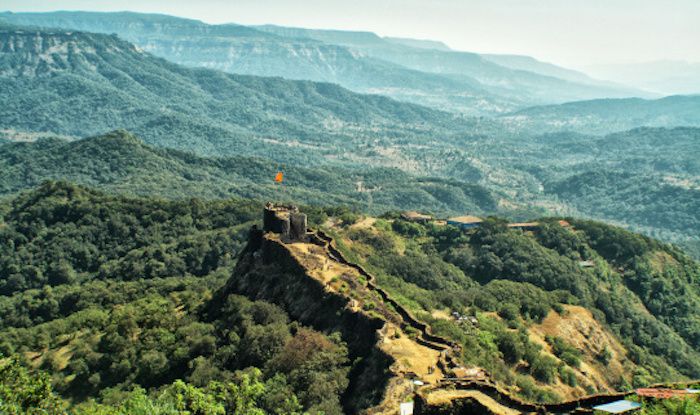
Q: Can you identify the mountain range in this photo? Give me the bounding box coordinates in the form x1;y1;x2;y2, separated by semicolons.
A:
0;24;480;173
1;22;699;259
586;60;700;96
0;11;650;114
501;95;700;134
256;23;647;103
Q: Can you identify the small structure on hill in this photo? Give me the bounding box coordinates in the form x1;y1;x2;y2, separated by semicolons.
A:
447;215;483;229
263;202;308;241
592;400;641;413
401;211;433;223
451;311;478;326
635;388;699;399
507;222;539;231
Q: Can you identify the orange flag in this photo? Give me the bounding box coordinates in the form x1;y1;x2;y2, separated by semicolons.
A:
274;171;284;182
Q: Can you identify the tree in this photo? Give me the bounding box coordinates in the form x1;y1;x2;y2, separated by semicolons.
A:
47;260;77;285
530;354;558;383
497;331;523;364
0;356;66;414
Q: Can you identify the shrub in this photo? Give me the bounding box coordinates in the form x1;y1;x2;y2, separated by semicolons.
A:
530;354;558;383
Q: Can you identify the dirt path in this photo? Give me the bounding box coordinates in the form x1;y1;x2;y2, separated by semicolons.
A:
350;216;377;230
284;238;447;385
426;389;522;415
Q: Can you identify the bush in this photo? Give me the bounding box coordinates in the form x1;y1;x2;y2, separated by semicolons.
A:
559;366;577;387
530;354;558;383
597;346;612;365
546;336;581;369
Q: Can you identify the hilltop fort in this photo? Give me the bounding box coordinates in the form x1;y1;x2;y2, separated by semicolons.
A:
214;204;698;415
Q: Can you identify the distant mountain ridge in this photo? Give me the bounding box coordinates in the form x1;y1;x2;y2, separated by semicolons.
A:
481;54;606;85
254;23;648;102
586;60;700;95
501;95;700;134
0;11;649;114
0;24;483;171
0;11;517;114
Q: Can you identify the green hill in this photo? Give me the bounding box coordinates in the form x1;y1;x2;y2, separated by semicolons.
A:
0;130;498;215
534;127;700;257
0;182;353;414
326;214;700;399
502;95;700;134
457;126;700;258
1;183;699;413
0;25;474;166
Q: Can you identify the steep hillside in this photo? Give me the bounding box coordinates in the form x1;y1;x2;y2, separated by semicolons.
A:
0;11;517;114
502;95;700;134
1;11;648;113
0;25;480;167
254;24;646;104
325;215;700;402
0;183;356;414
0;130;498;215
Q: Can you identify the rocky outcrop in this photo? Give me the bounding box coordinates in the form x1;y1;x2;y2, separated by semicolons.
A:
212;232;395;413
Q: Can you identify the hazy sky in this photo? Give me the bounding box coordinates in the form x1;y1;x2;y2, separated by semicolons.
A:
3;0;699;68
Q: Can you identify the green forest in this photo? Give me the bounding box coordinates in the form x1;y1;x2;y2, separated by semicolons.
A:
0;183;352;414
0;15;699;415
2;182;698;413
0;131;498;217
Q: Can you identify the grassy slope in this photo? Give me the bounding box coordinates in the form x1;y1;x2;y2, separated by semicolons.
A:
327;215;700;401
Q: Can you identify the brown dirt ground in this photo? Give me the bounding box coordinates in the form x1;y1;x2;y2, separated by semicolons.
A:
425;389;522;415
529;305;631;396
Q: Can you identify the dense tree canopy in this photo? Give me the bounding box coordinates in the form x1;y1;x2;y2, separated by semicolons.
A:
0;183;351;414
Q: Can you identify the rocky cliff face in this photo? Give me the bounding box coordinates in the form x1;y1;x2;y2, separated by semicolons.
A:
0;29;142;77
210;218;475;414
211;232;396;413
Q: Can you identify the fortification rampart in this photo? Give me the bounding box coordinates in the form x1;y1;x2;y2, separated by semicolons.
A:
218;205;700;415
